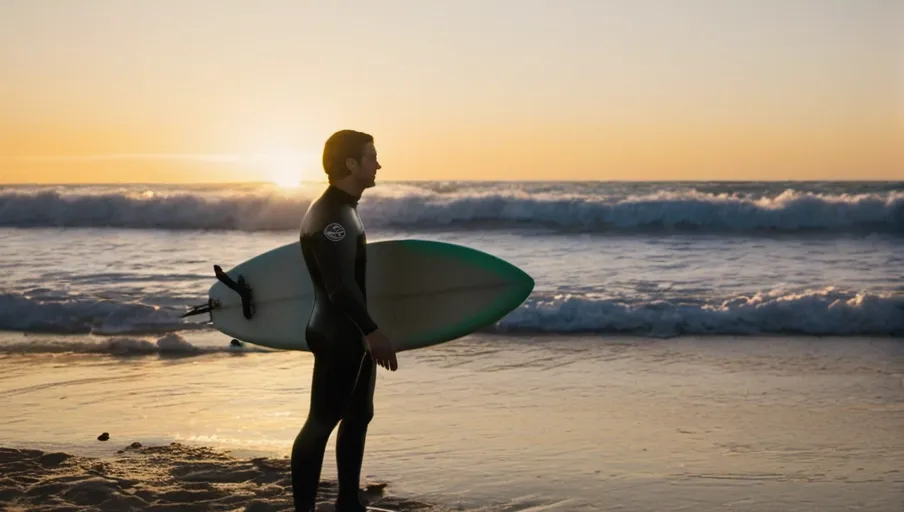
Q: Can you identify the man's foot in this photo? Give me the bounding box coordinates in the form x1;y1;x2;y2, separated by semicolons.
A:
333;497;366;512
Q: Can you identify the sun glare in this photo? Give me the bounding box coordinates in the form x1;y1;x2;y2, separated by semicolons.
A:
268;165;300;188
258;151;313;188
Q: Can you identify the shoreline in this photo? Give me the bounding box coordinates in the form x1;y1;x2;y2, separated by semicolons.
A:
2;328;902;346
2;333;902;511
0;441;445;512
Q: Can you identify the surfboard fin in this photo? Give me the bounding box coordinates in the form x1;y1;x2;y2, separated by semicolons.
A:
213;264;255;320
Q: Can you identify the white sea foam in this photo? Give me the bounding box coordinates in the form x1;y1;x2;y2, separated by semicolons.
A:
1;185;900;234
2;287;901;339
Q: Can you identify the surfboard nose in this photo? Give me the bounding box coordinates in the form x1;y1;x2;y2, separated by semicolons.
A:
365;239;535;349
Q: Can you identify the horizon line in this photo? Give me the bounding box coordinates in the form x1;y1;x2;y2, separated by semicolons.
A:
2;178;902;186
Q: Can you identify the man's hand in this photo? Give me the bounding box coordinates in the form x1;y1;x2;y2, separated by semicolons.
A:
364;330;398;371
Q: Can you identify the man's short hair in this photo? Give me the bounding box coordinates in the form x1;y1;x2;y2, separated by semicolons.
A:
322;130;374;181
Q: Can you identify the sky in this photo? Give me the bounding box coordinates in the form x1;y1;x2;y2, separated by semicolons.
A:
1;0;901;184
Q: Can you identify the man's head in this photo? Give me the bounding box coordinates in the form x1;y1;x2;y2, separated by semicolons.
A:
322;129;381;191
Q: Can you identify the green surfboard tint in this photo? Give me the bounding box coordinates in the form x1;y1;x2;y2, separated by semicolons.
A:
391;239;534;346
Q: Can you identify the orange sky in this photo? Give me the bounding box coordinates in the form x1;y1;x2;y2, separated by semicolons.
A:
1;0;901;184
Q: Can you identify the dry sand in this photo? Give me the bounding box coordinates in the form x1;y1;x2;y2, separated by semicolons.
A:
0;442;446;512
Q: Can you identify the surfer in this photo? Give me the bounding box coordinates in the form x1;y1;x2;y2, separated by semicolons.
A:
292;129;399;512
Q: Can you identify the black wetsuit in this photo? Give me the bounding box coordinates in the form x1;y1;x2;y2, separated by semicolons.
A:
292;185;379;512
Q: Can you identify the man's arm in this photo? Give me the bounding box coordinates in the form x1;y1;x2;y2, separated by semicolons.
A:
309;221;379;335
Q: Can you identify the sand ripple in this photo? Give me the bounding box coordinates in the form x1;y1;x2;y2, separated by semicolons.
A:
0;443;444;511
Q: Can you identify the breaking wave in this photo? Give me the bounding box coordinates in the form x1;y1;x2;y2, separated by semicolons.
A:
2;287;901;339
1;185;901;234
0;333;268;356
0;292;206;335
495;287;904;337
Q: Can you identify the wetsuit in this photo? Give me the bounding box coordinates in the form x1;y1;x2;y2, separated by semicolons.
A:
292;185;379;512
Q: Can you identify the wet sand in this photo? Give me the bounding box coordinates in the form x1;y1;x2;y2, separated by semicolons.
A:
0;442;444;512
2;333;903;511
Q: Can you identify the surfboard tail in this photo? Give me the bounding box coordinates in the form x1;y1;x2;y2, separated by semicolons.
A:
182;263;256;321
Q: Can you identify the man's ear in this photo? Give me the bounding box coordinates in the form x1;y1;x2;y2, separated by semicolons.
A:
345;157;359;173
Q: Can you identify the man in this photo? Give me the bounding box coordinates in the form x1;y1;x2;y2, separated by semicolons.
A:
292;129;399;512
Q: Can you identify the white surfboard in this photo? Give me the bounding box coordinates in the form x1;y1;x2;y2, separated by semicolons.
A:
197;239;534;351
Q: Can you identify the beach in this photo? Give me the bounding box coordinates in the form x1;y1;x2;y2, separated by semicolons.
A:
1;331;902;511
0;442;437;512
3;0;901;505
1;180;902;510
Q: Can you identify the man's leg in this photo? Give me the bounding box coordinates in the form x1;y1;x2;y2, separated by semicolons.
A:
334;351;376;511
291;335;366;512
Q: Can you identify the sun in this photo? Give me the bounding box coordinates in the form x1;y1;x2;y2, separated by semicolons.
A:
267;164;301;188
260;151;314;188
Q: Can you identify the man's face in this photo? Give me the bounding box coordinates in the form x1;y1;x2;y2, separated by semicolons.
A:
347;142;380;189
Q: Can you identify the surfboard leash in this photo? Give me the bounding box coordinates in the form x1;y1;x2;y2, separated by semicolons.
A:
181;298;216;319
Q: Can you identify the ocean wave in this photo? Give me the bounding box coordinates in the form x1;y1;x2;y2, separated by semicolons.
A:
0;186;901;234
0;292;207;335
495;287;904;337
0;333;267;356
2;286;901;339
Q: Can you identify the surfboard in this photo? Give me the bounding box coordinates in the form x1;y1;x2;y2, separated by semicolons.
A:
197;239;534;351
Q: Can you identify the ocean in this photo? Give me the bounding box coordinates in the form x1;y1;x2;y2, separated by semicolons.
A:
1;180;903;511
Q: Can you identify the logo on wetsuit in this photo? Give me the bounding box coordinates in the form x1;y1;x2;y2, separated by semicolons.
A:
323;223;346;242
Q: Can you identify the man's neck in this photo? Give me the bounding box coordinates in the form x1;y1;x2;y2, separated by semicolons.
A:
329;180;364;199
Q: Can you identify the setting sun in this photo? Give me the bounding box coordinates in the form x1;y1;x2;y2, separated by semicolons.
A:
267;164;300;188
256;151;318;188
